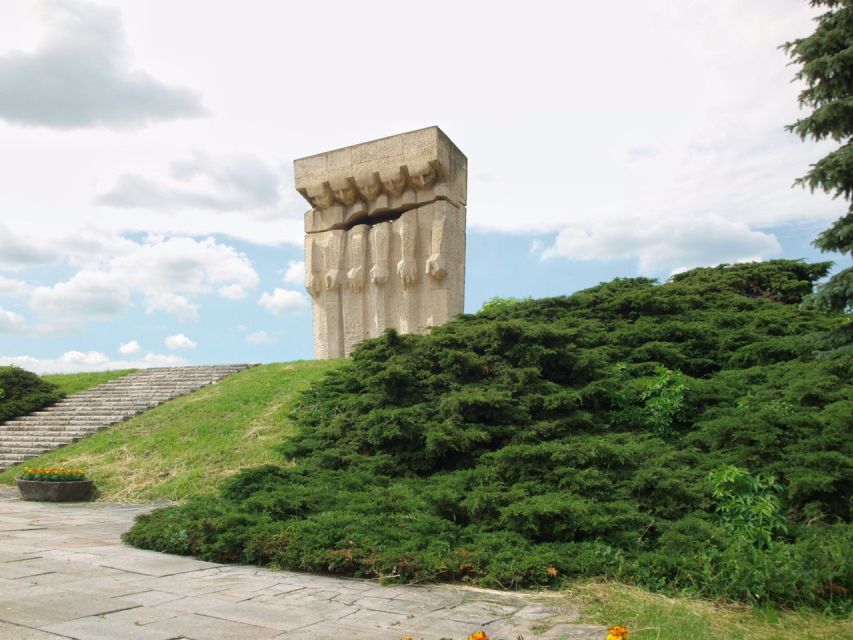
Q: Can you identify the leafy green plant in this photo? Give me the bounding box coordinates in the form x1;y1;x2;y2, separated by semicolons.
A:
707;465;786;548
479;296;531;314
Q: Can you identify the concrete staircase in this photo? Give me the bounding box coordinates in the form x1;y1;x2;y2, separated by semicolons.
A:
0;365;253;472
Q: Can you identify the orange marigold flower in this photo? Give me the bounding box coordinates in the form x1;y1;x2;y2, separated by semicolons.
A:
468;632;490;640
607;625;629;640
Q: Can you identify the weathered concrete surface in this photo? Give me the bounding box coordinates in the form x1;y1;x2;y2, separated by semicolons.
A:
296;127;467;359
0;488;604;640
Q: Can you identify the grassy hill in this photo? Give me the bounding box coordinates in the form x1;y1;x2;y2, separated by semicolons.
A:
0;361;339;502
41;368;137;396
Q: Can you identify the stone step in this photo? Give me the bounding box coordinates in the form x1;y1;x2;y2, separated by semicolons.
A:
0;437;76;445
0;364;253;471
0;446;53;455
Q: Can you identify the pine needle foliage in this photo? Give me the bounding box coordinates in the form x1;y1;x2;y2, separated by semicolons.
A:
784;0;853;316
125;261;852;609
0;366;64;423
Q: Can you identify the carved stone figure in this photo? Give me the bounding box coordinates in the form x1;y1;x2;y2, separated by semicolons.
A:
295;126;467;358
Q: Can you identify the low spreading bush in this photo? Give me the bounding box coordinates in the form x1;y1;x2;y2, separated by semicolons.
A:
0;366;64;423
125;260;852;609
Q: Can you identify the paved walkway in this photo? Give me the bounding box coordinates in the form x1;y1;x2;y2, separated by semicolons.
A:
0;489;604;640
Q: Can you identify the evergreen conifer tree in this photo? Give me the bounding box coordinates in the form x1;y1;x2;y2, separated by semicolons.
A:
784;0;853;317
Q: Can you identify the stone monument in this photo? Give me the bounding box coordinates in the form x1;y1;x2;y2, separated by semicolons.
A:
295;127;467;359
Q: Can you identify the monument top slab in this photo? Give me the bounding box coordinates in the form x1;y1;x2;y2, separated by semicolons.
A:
294;126;467;209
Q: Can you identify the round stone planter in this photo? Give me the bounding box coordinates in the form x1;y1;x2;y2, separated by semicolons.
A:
15;478;94;502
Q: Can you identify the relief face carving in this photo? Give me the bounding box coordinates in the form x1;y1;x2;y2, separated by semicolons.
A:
295;127;466;358
331;177;360;206
408;162;437;191
356;174;383;201
381;168;409;197
306;183;337;209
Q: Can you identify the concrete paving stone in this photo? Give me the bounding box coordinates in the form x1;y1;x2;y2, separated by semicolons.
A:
40;615;180;640
146;612;282;640
512;602;578;622
349;594;451;616
97;550;222;577
4;555;127;579
159;596;327;632
101;604;183;625
0;575;36;590
274;587;342;603
43;574;159;598
333;606;414;630
441;600;521;624
0;558;55;579
202;588;270;602
192;574;282;593
271;623;442;640
0;590;139;627
404;613;493;640
0;583;64;601
0;620;68;639
265;582;309;595
0;494;596;639
0;523;44;532
121;589;191;607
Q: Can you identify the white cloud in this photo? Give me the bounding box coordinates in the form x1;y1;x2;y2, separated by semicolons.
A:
283;260;305;286
0;0;204;130
25;234;259;324
218;284;246;300
0;350;187;374
118;339;141;355
142;352;187;366
0;225;55;270
145;292;198;323
245;330;276;345
164;333;197;350
58;350;108;366
31;270;130;318
258;288;307;316
0;276;28;297
0;307;25;333
0;1;840;251
542;213;782;274
96;150;281;213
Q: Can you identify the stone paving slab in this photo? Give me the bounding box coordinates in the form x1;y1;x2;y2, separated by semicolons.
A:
0;488;605;640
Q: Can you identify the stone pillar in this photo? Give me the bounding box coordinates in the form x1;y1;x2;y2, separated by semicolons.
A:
295;126;467;358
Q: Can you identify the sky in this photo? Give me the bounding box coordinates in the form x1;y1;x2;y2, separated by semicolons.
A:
0;0;845;373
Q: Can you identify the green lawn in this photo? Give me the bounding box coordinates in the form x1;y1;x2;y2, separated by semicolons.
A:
0;361;340;502
42;369;137;396
569;581;851;640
